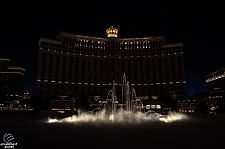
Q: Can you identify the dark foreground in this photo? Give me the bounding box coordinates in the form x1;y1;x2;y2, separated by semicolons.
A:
0;113;225;149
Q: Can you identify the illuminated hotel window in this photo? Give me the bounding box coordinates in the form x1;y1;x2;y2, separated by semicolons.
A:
151;105;155;109
156;105;161;109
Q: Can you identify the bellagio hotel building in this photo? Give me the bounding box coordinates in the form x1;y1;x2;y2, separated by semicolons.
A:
36;26;186;99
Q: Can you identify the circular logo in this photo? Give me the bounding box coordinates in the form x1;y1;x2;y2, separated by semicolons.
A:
3;133;15;143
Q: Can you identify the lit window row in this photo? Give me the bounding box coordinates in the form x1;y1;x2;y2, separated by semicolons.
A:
146;104;161;109
54;53;180;58
205;74;225;82
0;72;25;75
37;80;186;85
42;48;182;57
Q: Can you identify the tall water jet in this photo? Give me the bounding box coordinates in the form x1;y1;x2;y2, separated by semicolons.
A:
122;73;131;112
122;73;126;104
104;80;117;121
111;80;117;118
131;88;137;112
126;81;130;112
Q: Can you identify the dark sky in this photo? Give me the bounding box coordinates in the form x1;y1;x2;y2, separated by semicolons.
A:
1;1;225;96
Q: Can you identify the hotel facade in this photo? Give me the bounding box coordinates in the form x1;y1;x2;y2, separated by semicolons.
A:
205;67;225;112
0;58;25;98
36;26;186;100
205;67;225;93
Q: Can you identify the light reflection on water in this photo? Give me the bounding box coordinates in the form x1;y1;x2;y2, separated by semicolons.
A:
48;109;189;124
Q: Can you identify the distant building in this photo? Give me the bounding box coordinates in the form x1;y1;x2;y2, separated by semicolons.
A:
0;58;25;98
50;95;75;113
205;67;225;113
205;66;225;92
36;26;186;100
141;100;164;113
177;99;197;113
22;90;31;100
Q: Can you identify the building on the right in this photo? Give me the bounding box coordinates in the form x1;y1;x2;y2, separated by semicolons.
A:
205;66;225;93
205;67;225;113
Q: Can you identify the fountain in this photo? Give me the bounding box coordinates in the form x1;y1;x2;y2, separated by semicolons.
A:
48;74;188;123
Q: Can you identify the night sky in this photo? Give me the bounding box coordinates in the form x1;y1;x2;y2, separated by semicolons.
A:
1;1;225;96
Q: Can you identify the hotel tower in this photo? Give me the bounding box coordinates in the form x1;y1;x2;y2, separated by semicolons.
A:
36;26;186;99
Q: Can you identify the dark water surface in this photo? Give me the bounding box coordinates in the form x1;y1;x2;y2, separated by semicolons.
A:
0;114;225;149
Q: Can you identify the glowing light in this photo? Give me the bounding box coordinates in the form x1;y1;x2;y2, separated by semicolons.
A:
106;26;118;38
156;105;161;109
205;73;225;82
48;109;189;124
